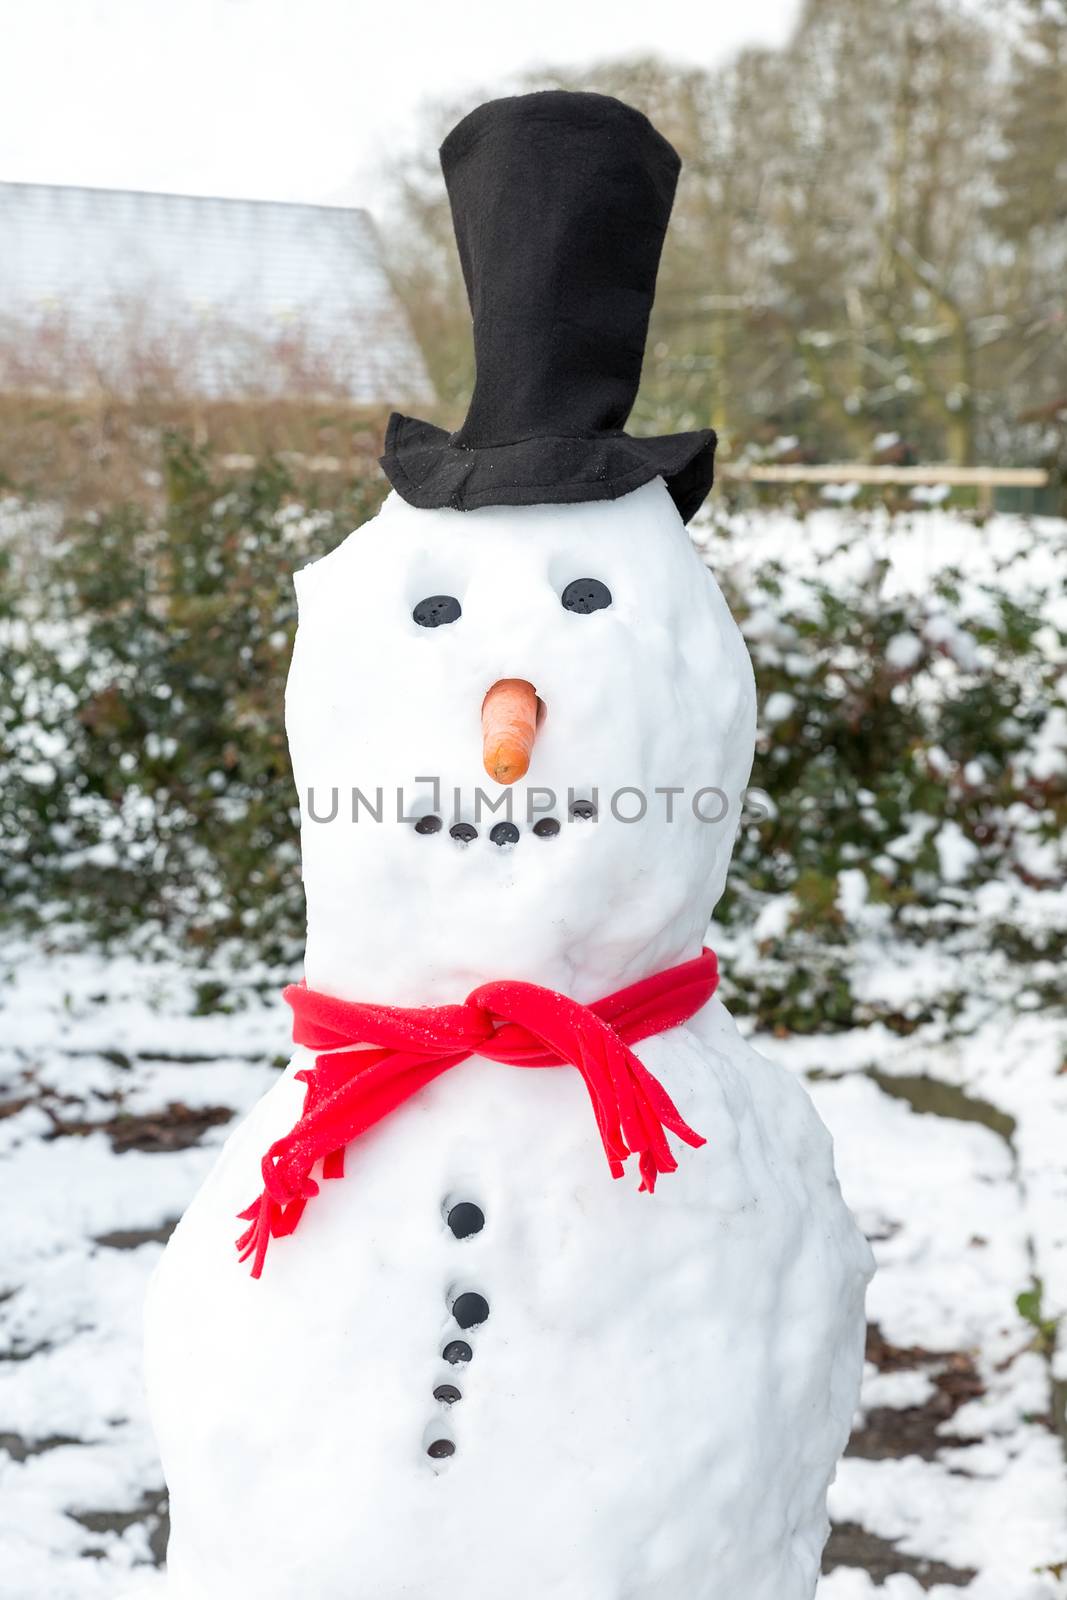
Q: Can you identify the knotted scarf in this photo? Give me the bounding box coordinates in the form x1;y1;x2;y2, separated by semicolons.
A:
237;947;718;1278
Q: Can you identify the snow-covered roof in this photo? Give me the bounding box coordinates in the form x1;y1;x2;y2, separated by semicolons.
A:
0;181;433;405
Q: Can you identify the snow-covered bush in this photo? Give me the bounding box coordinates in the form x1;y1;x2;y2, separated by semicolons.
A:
0;442;385;963
703;507;1067;1031
2;455;1064;1030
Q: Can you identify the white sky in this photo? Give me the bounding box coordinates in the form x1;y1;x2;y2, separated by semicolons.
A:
1;0;799;217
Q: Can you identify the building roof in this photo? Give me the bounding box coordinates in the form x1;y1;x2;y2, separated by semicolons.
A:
0;181;433;405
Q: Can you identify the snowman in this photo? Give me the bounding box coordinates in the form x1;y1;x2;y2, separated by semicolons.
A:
142;92;872;1600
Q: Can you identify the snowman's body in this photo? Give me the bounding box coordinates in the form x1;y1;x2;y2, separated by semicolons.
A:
143;482;872;1599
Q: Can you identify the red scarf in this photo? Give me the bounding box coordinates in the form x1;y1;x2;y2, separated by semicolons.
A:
237;948;718;1278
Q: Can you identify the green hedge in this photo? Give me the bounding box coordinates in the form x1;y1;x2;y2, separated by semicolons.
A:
2;441;384;964
2;441;1064;1029
713;514;1066;1030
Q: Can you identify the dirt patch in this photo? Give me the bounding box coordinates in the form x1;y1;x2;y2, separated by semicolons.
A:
93;1220;180;1250
0;1337;52;1363
824;1521;978;1588
849;1323;986;1461
863;1068;1016;1146
43;1101;234;1153
1;1069;235;1153
806;1066;1017;1146
70;1488;170;1567
0;1431;83;1463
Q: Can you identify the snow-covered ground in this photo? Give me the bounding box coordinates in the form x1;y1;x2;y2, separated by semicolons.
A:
2;503;1065;1596
1;929;1064;1598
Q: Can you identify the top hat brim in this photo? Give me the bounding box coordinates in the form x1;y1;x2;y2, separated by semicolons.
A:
380;414;716;526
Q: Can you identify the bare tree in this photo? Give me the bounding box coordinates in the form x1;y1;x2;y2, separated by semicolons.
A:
382;0;1065;467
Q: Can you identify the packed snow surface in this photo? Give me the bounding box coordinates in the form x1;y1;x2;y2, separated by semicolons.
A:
141;481;871;1598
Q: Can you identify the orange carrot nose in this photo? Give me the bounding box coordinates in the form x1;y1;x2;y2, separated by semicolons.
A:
482;678;540;785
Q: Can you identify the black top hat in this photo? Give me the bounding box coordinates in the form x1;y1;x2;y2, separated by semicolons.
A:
380;90;716;525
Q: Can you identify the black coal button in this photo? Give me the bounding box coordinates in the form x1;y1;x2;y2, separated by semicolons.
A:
490;820;520;846
427;1438;456;1458
434;1384;462;1404
415;814;442;834
450;822;478;842
452;1291;490;1330
442;1340;472;1365
413;595;461;628
570;799;597;820
561;578;612;615
447;1202;485;1239
532;817;560;837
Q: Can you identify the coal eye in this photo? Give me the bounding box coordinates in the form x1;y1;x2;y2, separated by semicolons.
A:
561;578;612;615
413;595;462;628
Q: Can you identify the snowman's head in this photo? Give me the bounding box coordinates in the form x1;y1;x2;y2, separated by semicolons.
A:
286;478;755;1005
